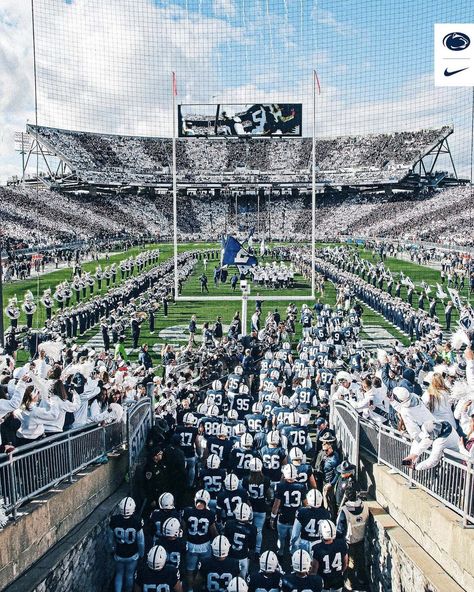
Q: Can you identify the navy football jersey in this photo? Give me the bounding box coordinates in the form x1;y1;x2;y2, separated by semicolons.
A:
318;368;334;390
174;425;198;457
224;519;257;559
274;481;305;524
135;564;179;592
260;445;287;482
156;535;187;569
244;413;267;434
313;539;348;589
199;467;227;498
198;556;240;592
109;514;144;558
281;425;308;450
227;373;243;394
182;507;216;544
280;573;323;592
293;463;314;488
150;508;181;538
199;416;223;437
247;571;281;592
232;394;253;419
294;506;331;543
242;475;271;514
206;436;233;467
228;447;257;479
216;486;250;520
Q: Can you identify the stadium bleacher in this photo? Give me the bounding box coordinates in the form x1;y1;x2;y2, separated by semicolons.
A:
27;124;452;187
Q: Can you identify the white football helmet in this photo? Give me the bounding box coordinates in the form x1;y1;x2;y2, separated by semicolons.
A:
211;535;231;558
239;384;249;394
288;412;300;425
266;430;280;447
249;457;263;472
289;447;305;465
207;454;221;469
207;404;220;417
291;549;311;573
162;517;182;538
319;519;337;540
306;489;323;508
147;545;167;570
279;395;290;407
216;423;229;437
197;403;208;415
270;369;280;380
259;550;280;573
227;409;238;420
234;502;252;522
234;365;243;375
158;492;175;510
183;412;197;426
194;489;211;507
224;473;239;491
233;423;246;436
228;577;248;592
212;380;222;390
118;496;136;517
283;342;291;350
252;401;263;413
240;432;254;449
282;464;298;481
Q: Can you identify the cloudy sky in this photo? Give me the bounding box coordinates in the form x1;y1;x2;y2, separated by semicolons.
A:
1;0;473;182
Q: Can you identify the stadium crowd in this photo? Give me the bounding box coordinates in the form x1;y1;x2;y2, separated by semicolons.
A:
29;124;450;187
2;184;474;251
2;243;474;591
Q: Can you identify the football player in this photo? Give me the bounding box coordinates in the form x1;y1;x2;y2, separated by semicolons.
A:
109;497;145;592
247;550;281;592
196;535;240;592
134;545;182;592
280;549;323;592
290;489;330;554
312;520;349;592
224;502;257;577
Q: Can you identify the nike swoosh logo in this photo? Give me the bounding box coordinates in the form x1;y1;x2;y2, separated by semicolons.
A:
444;67;469;76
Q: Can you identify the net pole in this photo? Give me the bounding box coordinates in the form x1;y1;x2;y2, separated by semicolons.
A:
311;70;317;299
172;73;178;299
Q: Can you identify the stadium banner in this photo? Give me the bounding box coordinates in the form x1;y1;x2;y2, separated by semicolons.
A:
178;103;302;137
434;24;474;86
221;235;258;274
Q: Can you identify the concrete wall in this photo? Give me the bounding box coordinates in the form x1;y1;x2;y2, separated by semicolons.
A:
366;501;465;592
361;462;474;592
4;487;127;592
0;451;127;591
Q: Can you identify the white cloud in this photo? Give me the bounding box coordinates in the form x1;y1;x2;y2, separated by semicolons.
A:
312;6;355;36
0;1;34;183
213;0;236;19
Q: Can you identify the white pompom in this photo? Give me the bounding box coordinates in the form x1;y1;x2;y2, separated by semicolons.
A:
451;329;470;350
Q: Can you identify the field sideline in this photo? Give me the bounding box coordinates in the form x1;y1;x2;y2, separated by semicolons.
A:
5;241;450;365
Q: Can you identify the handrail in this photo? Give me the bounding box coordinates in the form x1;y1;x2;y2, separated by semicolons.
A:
0;397;152;520
332;399;474;527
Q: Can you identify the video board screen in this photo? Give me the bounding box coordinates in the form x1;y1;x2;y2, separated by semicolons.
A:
178;103;302;137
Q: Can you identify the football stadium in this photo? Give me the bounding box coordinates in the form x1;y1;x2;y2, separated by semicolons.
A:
1;1;474;591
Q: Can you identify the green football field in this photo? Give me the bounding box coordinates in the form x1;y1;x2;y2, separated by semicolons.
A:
5;241;457;366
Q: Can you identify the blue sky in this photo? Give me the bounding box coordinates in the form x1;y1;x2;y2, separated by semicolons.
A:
0;0;473;181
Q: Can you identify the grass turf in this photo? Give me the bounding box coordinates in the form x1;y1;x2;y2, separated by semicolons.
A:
8;242;438;365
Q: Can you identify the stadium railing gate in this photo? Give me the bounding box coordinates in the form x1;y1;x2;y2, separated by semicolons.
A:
331;400;474;528
0;398;153;520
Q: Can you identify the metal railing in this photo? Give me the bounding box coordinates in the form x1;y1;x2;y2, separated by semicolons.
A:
127;397;154;489
332;400;474;527
0;398;152;519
